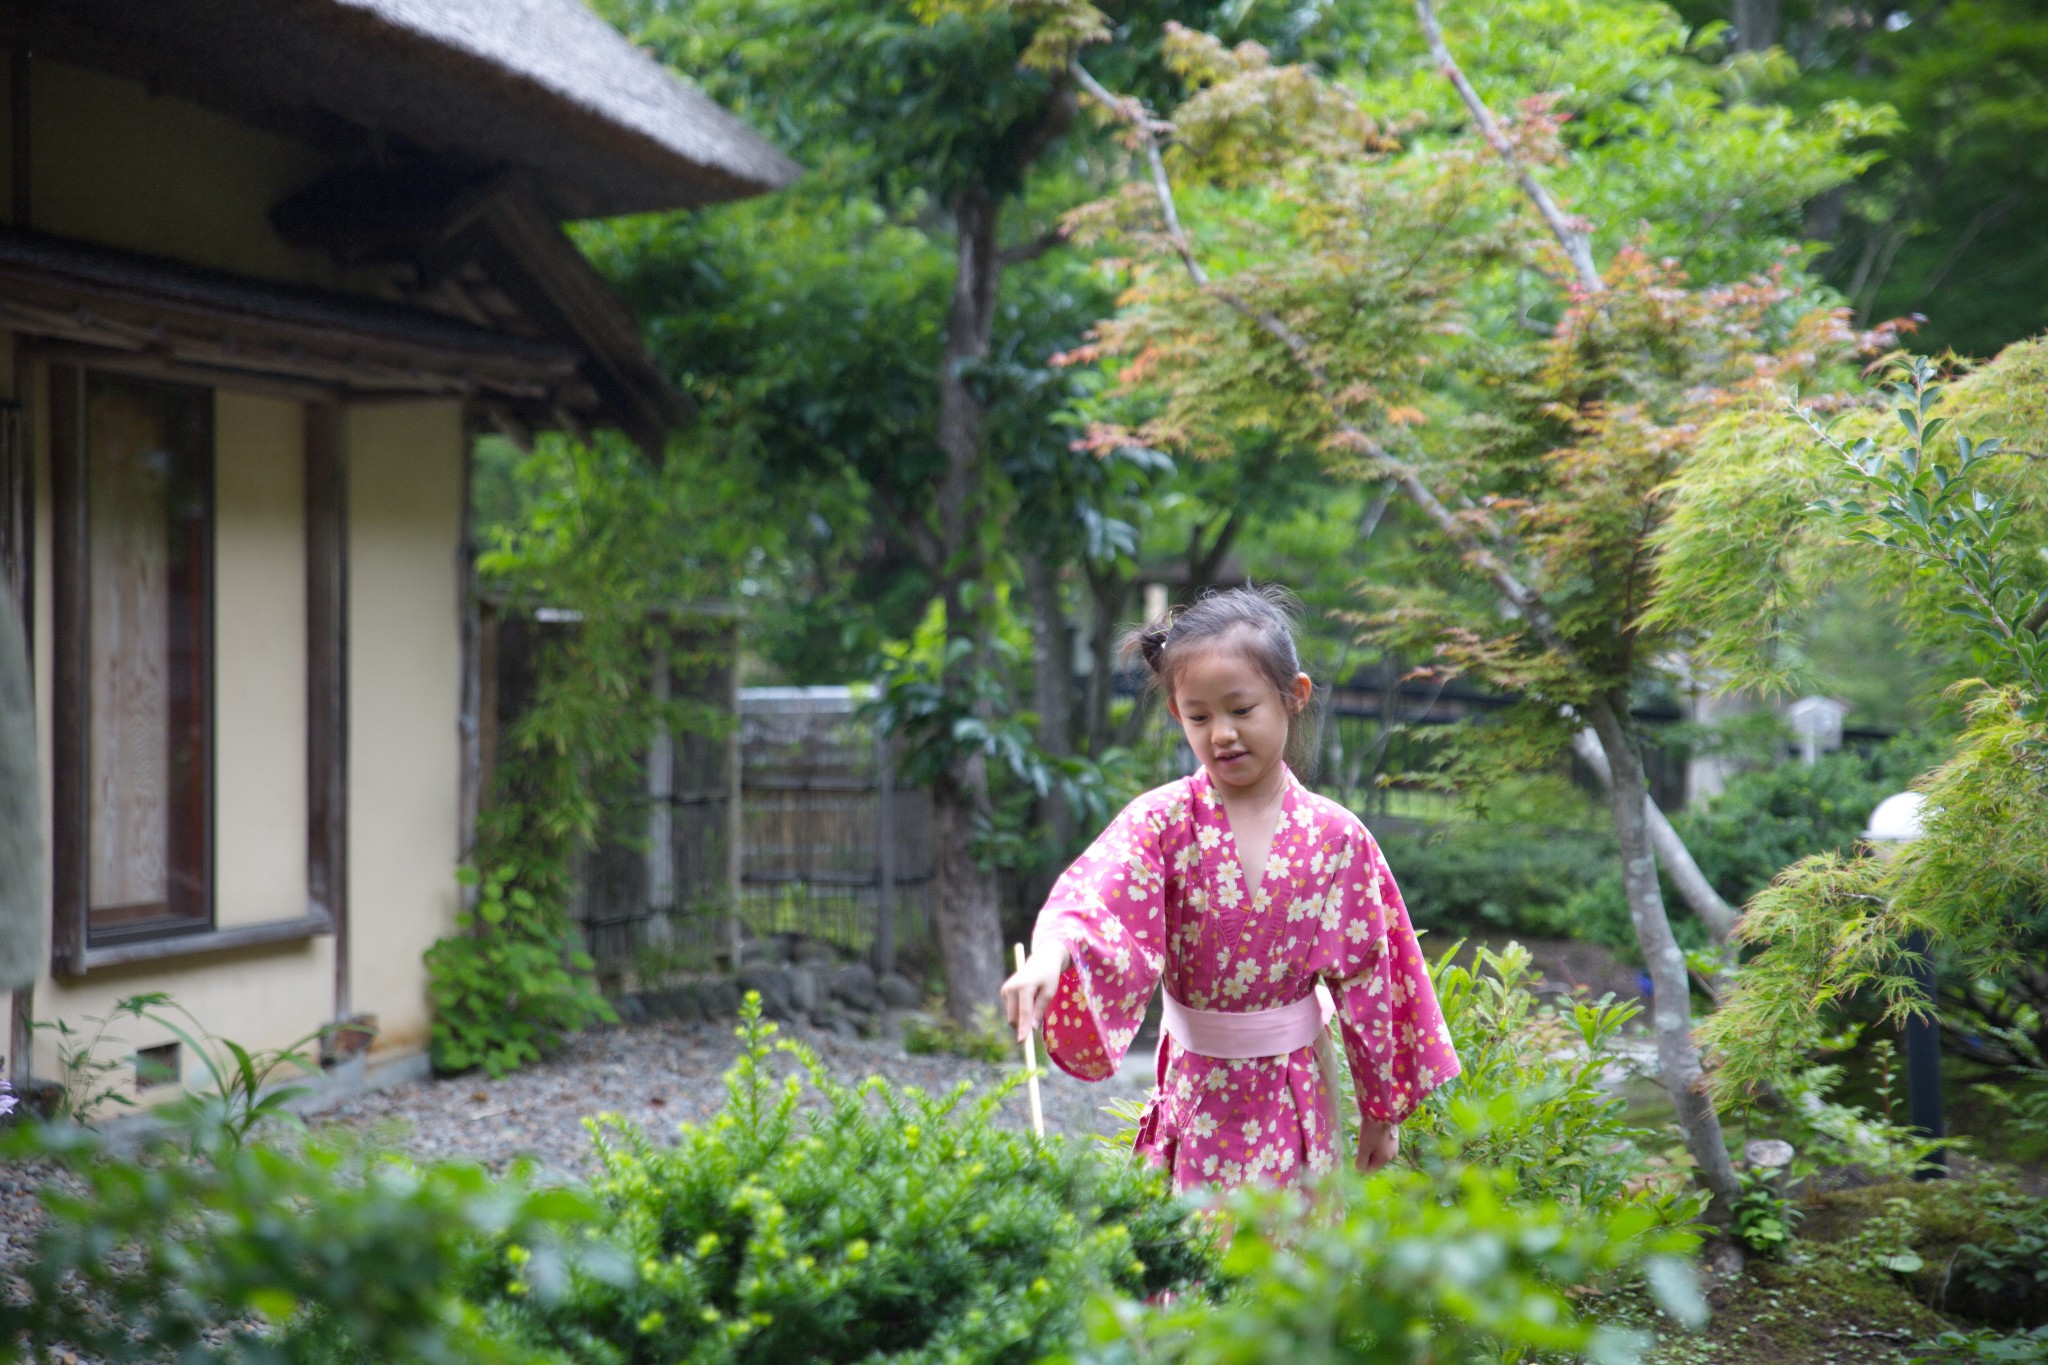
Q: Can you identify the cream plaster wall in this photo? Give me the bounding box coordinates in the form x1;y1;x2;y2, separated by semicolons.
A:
212;392;310;929
0;57;478;1092
10;362;337;1094
345;401;466;1058
2;57;336;287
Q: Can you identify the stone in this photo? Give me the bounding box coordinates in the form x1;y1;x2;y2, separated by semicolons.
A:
699;977;741;1019
666;982;707;1024
877;972;924;1011
739;933;791;967
737;966;797;1020
828;962;884;1013
793;939;841;970
786;966;820;1016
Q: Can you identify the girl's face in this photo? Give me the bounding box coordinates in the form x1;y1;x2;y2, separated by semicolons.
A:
1167;641;1311;798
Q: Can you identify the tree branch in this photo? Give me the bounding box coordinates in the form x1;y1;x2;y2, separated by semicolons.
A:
1072;58;1578;664
998;227;1068;268
1412;0;1603;294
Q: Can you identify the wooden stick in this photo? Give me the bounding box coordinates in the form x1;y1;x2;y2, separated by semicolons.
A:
1015;943;1045;1140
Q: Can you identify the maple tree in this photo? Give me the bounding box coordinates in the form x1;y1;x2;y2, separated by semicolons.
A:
1027;0;1888;1202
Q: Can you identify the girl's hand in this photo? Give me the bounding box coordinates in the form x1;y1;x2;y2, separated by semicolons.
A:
1000;943;1068;1044
1354;1118;1399;1173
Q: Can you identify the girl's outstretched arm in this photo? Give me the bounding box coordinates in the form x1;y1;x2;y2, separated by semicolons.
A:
1024;787;1177;1082
1000;939;1069;1044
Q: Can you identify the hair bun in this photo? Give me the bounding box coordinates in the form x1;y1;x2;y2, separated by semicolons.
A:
1138;621;1172;673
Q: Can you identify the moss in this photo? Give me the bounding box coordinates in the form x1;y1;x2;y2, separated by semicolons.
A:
1616;1246;1951;1365
1617;1176;2048;1365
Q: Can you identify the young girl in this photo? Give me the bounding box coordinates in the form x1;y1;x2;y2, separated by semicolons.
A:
1000;586;1459;1192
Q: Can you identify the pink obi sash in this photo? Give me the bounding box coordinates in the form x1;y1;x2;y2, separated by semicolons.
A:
1160;982;1335;1058
1157;982;1351;1167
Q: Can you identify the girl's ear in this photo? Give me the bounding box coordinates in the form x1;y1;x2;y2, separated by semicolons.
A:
1165;690;1183;721
1289;672;1312;714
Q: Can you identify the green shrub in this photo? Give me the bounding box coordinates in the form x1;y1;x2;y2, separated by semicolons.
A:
427;860;614;1077
901;1006;1014;1063
1375;824;1615;937
478;995;1219;1364
1060;1109;1705;1365
1728;1166;1803;1257
1400;942;1700;1224
0;1116;606;1365
1917;1326;2048;1364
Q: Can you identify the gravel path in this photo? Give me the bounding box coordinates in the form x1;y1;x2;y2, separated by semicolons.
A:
1;1016;1158;1279
313;1015;1155;1176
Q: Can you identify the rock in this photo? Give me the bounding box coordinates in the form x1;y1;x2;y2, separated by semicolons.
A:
787;966;820;1016
667;982;708;1024
877;972;923;1010
793;939;841;970
739;933;792;967
613;994;649;1026
828;963;885;1013
699;977;740;1019
737;966;797;1020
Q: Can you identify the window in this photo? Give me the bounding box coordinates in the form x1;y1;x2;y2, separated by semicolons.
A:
52;369;215;960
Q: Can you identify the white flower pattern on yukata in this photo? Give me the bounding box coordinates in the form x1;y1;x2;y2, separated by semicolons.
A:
1038;767;1460;1194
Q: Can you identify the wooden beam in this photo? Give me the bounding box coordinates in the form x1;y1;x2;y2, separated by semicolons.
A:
45;362;83;977
0;229;583;401
305;402;349;1018
75;911;331;972
463;188;687;458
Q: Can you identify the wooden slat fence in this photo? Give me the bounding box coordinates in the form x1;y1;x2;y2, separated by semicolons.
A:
737;687;936;975
481;601;741;978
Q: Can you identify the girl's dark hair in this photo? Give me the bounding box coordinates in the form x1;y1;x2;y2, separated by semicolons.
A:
1120;583;1322;776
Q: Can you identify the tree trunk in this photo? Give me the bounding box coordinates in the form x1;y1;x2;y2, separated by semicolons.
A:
932;754;1008;1026
929;179;1008;1024
1571;727;1738;946
1025;549;1077;854
1731;0;1781;52
1586;692;1742;1206
1081;562;1130;758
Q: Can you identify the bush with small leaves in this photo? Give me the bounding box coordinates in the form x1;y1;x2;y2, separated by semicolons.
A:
0;1114;613;1365
1058;1107;1706;1365
476;994;1220;1364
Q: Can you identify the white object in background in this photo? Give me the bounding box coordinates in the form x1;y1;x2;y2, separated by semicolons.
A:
1786;695;1851;767
1863;790;1929;845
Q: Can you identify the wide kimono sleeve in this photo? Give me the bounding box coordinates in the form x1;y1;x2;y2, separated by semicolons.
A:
1314;818;1461;1124
1034;793;1172;1082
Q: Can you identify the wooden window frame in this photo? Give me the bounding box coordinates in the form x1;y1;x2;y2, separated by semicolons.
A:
47;364;342;976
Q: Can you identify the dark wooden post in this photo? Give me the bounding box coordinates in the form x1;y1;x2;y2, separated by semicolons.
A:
305;402;349;1018
1903;929;1948;1178
875;728;897;976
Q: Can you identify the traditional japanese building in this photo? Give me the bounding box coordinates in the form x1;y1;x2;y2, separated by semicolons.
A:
0;0;796;1099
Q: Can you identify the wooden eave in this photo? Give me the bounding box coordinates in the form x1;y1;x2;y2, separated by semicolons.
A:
268;170;688;456
0;228;590;415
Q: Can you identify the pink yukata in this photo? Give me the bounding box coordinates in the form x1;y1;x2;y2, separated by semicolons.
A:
1038;766;1460;1193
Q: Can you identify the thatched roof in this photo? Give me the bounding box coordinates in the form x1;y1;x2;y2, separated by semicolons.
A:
8;0;801;218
